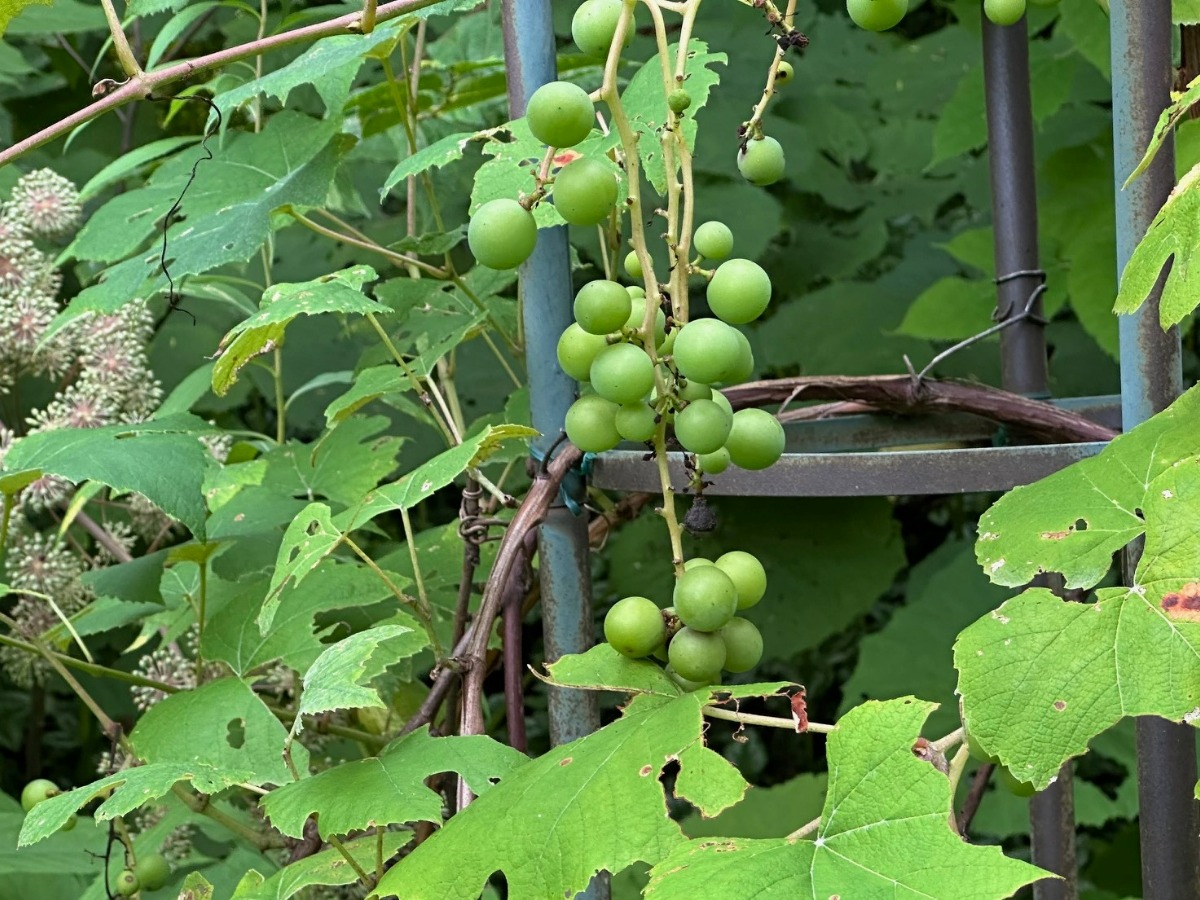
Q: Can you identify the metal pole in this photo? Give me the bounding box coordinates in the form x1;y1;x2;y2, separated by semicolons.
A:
1109;3;1198;898
499;14;607;899
981;11;1076;895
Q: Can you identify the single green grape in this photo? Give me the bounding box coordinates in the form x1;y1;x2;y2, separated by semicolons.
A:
135;852;172;892
59;814;77;832
683;557;714;571
725;408;785;470
671;319;741;385
527;81;594;149
710;390;733;418
984;0;1025;25
693;221;734;260
673;565;738;632
719;617;764;673
115;870;140;897
615;403;657;442
775;60;794;85
467;199;537;270
554;158;618;226
997;765;1037;797
846;0;908;31
965;729;1001;765
574;280;632;335
714;550;767;610
737;135;786;186
668;627;727;682
604;596;666;658
678;379;713;403
624;250;643;280
590;343;655;405
666;665;713;692
707;258;772;325
697;446;730;475
21;778;59;812
724;329;755;385
565;394;621;452
572;0;630;59
668;89;692;114
556;324;609;381
626;284;645;299
673;398;732;455
624;296;667;347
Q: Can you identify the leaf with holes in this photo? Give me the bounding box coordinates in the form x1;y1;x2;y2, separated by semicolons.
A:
258;503;342;633
232;833;411;900
370;689;757;900
263;726;526;839
1125;72;1200;186
643;699;1046;900
958;454;1200;789
380;128;502;201
976;385;1200;589
1;415;216;540
213;265;388;396
129;677;307;787
296;624;427;723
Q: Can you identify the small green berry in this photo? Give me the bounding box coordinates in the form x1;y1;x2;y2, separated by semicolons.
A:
668;89;692;114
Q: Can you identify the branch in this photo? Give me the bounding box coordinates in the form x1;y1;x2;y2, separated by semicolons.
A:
0;0;449;169
723;375;1118;444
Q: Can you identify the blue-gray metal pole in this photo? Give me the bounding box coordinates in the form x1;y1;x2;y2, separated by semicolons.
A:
1110;3;1198;897
500;0;603;810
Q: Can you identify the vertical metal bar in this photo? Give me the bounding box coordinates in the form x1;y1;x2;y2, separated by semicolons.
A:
500;19;610;900
1110;4;1198;898
981;10;1076;896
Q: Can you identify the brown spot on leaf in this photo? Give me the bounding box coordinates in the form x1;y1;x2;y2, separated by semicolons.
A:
639;765;653;777
1040;530;1071;540
791;688;809;733
1053;700;1066;712
559;757;572;767
1162;583;1200;622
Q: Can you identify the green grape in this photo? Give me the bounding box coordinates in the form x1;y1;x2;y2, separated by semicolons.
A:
624;250;643;280
693;221;734;260
710;390;733;418
683;557;714;571
668;627;727;682
714;550;767;610
21;778;59;812
697;446;730;474
668;89;692;113
574;280;632;335
572;0;630;59
135;852;172;891
724;330;755;385
965;730;1001;765
59;814;77;832
590;343;655;404
625;296;667;347
674;398;732;455
672;318;741;385
719;617;764;673
846;0;908;31
984;0;1025;25
775;60;794;85
997;765;1037;797
678;380;712;402
556;324;609;381
115;870;140;897
626;284;645;299
554;158;618;226
725;408;785;470
604;596;666;658
565;394;621;452
737;135;785;186
707;258;772;325
527;81;594;149
673;565;738;632
467;199;537;270
666;665;713;692
615;402;657;442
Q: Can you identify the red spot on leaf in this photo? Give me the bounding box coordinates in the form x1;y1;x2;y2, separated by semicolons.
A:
1162;583;1200;622
639;764;653;777
1053;700;1066;712
559;757;573;767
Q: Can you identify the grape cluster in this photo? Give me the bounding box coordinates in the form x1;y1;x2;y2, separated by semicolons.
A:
604;551;766;690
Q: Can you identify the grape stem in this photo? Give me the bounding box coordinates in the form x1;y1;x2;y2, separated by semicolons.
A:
703;704;835;732
743;0;797;137
786;815;821;841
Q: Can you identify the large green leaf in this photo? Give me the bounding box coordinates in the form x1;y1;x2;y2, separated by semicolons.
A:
129;677;307;787
643;700;1046;900
263;727;526;839
975;386;1200;590
212;266;388;396
371;689;754;900
1;416;216;540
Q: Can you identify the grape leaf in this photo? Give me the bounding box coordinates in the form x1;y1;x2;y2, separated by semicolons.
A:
0;0;50;38
643;699;1047;900
323;365;433;427
681;773;827;840
380;128;500;201
897;276;995;340
542;643;680;696
263;726;526;839
18;763;245;846
975;386;1200;589
1;415;216;540
258;503;342;633
212;265;388;396
371;690;754;900
958;454;1200;788
1178;0;1200;24
1113;161;1200;326
129;677;307;788
232;833;410;900
296;624;427;721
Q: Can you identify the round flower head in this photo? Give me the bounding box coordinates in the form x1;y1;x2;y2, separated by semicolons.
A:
9;169;81;238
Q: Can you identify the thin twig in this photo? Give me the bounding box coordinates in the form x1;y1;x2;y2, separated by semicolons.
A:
702;705;834;733
958;763;994;835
